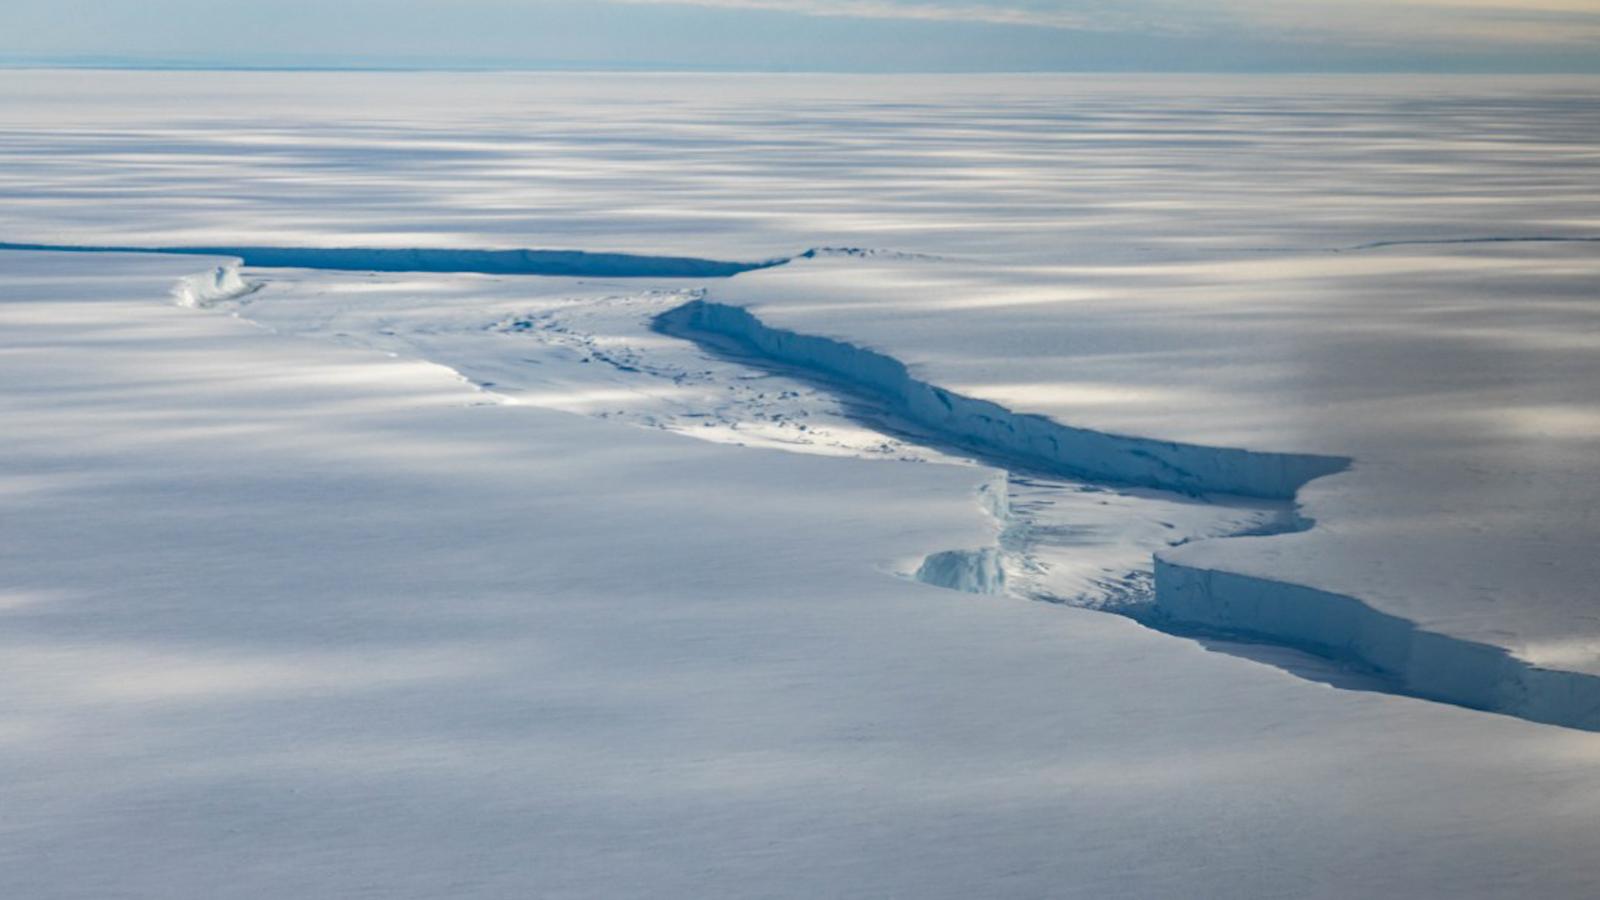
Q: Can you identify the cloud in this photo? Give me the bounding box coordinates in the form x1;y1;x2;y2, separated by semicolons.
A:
1216;0;1600;46
608;0;1600;46
604;0;1107;31
3;0;1596;70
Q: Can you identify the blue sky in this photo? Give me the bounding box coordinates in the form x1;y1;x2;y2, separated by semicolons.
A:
3;0;1597;72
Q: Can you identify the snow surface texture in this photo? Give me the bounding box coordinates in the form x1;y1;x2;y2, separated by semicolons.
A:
9;250;1600;900
4;72;1599;262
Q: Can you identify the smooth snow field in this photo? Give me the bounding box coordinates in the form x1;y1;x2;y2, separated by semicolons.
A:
4;72;1600;897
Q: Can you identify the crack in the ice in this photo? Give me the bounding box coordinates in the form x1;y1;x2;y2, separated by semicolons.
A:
121;251;1600;733
655;296;1600;732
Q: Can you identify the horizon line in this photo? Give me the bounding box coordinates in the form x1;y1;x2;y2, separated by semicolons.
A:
5;62;1600;76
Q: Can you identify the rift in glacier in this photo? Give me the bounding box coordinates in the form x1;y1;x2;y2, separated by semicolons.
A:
656;297;1600;732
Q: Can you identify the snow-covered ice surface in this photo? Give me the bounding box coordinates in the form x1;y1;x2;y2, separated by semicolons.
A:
4;71;1597;261
6;251;1600;899
4;71;1600;895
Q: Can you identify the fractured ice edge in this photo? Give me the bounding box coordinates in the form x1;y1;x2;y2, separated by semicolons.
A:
656;297;1600;732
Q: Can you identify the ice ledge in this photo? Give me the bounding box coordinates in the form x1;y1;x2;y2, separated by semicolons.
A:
0;242;788;279
654;299;1350;500
1153;559;1600;731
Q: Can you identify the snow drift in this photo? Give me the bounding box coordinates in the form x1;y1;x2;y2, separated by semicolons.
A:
170;262;255;309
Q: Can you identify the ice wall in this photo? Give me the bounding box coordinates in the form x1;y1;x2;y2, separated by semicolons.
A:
655;299;1349;500
1153;559;1600;730
0;242;786;279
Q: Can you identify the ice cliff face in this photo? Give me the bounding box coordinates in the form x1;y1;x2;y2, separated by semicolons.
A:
916;549;1008;594
0;242;787;279
655;299;1350;501
1153;560;1600;730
